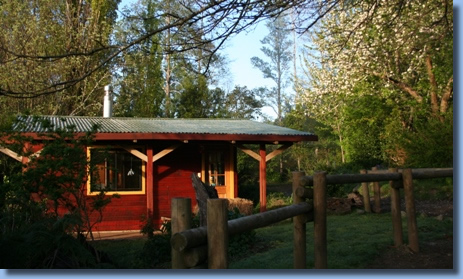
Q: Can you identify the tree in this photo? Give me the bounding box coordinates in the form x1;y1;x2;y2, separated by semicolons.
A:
0;0;346;98
305;0;452;119
251;15;293;124
112;0;165;117
0;0;120;116
302;0;453;166
224;86;264;119
0;118;118;267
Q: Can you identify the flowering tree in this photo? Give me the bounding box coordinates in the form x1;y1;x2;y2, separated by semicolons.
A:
304;0;452;120
301;0;453;165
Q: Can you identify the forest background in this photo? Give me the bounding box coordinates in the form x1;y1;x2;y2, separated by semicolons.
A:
0;0;453;186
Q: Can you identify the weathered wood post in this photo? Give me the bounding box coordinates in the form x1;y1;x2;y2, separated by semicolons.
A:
207;199;229;269
292;171;306;269
372;166;381;213
389;168;403;247
403;168;419;253
313;171;327;269
360;169;371;213
171;198;192;269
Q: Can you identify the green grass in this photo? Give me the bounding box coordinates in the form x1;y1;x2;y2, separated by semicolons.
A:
229;212;453;269
91;211;452;269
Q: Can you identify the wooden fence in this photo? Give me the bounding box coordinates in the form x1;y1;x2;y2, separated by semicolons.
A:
170;168;452;269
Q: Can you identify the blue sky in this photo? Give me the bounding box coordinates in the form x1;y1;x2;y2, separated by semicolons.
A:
118;0;277;120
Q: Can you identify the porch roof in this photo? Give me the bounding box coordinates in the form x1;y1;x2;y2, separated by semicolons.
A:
14;115;318;143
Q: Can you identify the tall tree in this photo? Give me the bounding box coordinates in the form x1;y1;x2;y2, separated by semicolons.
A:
302;0;453;166
0;0;120;116
251;15;293;124
1;0;345;98
113;0;164;117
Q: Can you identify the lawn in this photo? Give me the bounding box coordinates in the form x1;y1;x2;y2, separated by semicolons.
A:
92;211;453;269
230;213;453;269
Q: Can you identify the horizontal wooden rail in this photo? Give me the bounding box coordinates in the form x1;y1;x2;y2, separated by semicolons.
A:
171;202;313;252
300;168;452;187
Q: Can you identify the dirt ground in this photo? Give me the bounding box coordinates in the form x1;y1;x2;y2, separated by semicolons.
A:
365;198;454;269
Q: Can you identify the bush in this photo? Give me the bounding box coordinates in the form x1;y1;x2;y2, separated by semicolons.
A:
137;233;171;268
227;209;256;260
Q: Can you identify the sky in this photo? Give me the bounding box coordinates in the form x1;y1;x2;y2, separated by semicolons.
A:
118;0;277;120
220;22;278;120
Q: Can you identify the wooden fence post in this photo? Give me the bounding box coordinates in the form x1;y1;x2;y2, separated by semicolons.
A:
403;168;419;253
207;199;229;269
292;171;306;269
389;168;403;247
372;166;381;213
171;198;192;269
313;171;327;269
360;169;371;213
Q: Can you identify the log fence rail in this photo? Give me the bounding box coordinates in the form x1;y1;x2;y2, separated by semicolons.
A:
170;167;452;269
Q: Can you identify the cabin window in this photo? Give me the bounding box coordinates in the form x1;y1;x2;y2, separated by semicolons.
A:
90;148;143;193
208;150;225;186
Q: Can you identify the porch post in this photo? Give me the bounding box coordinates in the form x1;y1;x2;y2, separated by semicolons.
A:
259;144;267;212
146;146;154;217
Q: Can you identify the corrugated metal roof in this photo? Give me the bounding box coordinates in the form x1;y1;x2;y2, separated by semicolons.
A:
15;115;315;137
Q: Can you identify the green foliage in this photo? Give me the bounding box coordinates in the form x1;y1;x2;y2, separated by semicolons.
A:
342;93;392;168
402;113;453;168
0;218;99;268
0;0;119;116
138;233;171;268
0;117;117;268
227;208;256;260
413;178;453;201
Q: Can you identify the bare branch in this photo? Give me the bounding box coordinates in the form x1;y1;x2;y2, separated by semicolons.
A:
0;0;340;99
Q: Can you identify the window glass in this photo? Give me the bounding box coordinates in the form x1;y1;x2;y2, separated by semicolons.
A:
208;150;225;186
91;148;142;192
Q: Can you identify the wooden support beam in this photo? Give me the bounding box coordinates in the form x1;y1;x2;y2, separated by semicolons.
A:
146;147;154;217
313;171;327;269
259;144;267;213
389;168;403;247
119;146;148;162
237;144;293;163
403;168;419;253
292;171;306;269
236;145;260;161
171;202;313;252
265;143;292;162
153;144;181;162
171;198;192;269
371;166;381;213
360;169;372;213
207;199;229;269
0;147;23;162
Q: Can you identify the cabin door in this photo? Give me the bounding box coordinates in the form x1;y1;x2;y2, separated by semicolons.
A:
202;145;235;198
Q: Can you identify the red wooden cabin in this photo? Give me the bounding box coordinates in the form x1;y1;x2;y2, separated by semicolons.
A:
1;115;317;232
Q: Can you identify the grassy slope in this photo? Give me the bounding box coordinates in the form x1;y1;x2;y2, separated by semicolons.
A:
229;213;452;269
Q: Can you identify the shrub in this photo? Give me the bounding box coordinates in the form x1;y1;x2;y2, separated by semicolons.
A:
227;209;256;260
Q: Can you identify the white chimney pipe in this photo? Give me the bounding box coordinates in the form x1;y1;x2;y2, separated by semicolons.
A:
103;85;112;118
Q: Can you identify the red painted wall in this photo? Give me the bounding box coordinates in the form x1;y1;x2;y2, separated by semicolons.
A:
152;144;201;225
91;194;146;231
92;144;201;231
